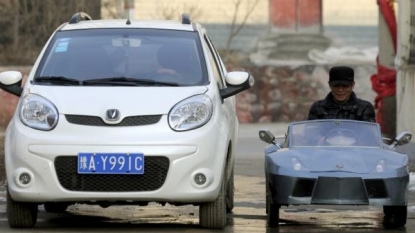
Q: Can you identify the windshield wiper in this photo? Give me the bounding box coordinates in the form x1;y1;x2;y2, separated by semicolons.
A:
35;76;179;86
35;76;82;85
83;77;179;86
82;77;179;86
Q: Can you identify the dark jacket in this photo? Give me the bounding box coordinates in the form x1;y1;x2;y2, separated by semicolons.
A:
307;92;376;122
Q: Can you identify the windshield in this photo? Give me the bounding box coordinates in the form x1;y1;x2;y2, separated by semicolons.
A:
290;120;382;148
35;29;207;86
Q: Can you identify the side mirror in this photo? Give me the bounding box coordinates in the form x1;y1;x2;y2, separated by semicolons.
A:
0;71;23;96
389;131;412;149
259;130;276;145
220;71;254;99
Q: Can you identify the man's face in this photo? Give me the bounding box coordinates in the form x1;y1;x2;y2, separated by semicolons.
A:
329;82;355;103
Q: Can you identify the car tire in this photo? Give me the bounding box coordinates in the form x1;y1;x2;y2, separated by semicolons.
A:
7;190;38;228
44;202;69;213
199;176;226;229
266;184;280;227
383;205;407;229
226;166;234;213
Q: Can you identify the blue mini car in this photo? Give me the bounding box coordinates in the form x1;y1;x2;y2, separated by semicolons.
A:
259;119;412;229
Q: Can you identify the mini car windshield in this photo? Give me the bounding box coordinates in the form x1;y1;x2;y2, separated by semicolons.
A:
35;29;208;86
290;120;382;148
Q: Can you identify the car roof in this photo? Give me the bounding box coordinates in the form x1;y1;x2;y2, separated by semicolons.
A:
60;19;197;32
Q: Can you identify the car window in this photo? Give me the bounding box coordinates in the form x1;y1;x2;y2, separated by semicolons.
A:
290;120;382;148
36;29;208;86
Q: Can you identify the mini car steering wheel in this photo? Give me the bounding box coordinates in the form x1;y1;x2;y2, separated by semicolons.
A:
323;128;359;146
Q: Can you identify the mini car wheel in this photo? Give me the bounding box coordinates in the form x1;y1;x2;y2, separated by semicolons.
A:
44;202;69;213
266;185;280;227
7;190;38;228
383;205;407;229
199;176;226;229
226;166;234;213
265;187;269;214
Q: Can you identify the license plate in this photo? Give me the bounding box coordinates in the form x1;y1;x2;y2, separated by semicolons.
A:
77;153;144;174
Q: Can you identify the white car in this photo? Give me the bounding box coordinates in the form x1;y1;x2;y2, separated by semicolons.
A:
0;12;254;229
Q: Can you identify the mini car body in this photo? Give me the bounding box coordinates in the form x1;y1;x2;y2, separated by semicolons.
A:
259;119;412;228
0;12;254;229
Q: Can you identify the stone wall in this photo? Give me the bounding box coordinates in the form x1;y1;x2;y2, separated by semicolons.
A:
235;64;377;123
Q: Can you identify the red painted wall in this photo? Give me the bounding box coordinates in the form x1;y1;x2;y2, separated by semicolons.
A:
269;0;322;30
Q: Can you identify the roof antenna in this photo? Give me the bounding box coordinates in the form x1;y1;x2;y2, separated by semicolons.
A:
126;8;131;25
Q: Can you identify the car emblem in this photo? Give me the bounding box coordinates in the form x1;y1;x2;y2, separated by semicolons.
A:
106;109;120;121
336;163;343;169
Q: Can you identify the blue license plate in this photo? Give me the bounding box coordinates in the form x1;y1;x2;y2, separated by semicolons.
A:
77;153;144;174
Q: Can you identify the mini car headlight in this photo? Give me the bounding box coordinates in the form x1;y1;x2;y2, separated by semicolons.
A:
375;159;386;173
168;95;213;131
291;157;302;171
19;94;58;131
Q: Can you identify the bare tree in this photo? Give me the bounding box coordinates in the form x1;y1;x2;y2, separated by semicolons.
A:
154;1;203;21
225;0;260;56
102;0;120;19
0;0;101;65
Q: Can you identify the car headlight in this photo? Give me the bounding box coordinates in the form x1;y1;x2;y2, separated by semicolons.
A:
168;95;213;131
19;94;58;131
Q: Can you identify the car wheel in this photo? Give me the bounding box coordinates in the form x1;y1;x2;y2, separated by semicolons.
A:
266;185;280;227
383;205;407;229
7;190;38;228
44;202;69;213
226;166;234;213
199;176;226;229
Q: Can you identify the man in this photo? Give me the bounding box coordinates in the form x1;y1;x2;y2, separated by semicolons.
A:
307;66;376;122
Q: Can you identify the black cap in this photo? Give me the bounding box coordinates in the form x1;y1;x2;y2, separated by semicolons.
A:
328;66;354;86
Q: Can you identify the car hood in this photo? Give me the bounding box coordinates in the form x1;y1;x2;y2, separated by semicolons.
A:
27;86;208;116
276;148;408;174
306;148;371;173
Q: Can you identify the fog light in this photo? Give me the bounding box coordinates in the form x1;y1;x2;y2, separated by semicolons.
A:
19;172;31;185
190;169;213;189
14;168;34;188
194;173;207;185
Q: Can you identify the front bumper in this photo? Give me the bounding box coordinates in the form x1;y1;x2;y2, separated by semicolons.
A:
5;115;231;203
268;173;409;206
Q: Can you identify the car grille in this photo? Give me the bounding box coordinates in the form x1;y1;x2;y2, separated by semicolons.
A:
291;178;388;199
54;156;169;192
311;177;369;205
65;114;162;126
